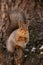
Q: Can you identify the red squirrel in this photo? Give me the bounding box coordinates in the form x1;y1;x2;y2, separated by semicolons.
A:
6;20;29;52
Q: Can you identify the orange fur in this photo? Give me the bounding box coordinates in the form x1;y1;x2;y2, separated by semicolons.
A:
17;36;27;42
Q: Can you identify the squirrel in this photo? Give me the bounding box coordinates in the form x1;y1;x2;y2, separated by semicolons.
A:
6;11;29;65
6;20;29;53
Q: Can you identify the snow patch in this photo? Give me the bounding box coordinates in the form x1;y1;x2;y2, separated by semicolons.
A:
39;45;43;49
31;47;36;52
40;52;43;54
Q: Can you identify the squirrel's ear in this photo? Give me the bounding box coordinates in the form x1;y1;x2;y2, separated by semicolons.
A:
18;20;23;28
26;20;29;27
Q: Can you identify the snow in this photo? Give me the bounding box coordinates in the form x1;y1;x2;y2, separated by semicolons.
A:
39;45;43;49
40;52;43;54
31;47;36;52
24;55;27;57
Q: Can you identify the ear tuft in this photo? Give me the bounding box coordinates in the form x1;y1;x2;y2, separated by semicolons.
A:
18;20;23;28
26;20;29;27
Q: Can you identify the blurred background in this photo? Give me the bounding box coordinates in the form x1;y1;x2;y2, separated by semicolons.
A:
0;0;43;65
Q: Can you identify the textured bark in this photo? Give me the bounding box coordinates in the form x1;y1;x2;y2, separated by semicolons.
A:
0;0;43;65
